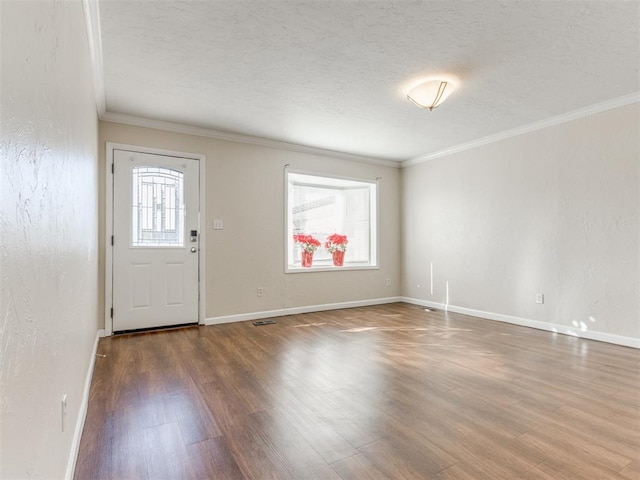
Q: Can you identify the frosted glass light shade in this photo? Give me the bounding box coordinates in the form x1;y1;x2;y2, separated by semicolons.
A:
407;80;455;110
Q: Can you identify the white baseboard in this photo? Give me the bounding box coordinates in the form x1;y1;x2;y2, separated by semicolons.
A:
65;329;105;480
401;297;640;349
204;297;403;326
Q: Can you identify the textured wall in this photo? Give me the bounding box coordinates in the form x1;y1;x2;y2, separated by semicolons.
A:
0;1;99;478
98;122;401;326
402;103;640;342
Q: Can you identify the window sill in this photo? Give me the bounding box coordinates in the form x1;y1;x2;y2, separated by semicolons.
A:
285;265;379;273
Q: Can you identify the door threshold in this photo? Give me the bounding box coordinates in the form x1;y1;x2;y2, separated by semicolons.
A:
113;322;198;336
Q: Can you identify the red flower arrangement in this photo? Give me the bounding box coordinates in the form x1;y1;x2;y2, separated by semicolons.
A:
325;233;348;253
326;233;348;266
293;234;321;252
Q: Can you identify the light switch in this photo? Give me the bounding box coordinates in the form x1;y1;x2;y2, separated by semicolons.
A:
213;219;224;230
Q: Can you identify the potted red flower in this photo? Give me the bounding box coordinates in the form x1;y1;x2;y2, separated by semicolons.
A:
325;233;348;266
293;234;321;267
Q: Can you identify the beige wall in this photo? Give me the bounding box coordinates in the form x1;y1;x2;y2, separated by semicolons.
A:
99;121;401;327
0;0;99;477
402;103;640;343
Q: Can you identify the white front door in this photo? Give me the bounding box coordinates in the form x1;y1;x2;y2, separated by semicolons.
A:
112;149;200;332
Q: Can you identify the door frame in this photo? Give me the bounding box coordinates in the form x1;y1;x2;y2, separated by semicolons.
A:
105;142;206;336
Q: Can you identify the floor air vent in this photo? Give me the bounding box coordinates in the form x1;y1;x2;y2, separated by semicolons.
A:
253;319;277;326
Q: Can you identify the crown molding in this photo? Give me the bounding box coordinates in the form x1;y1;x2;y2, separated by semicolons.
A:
403;92;640;167
100;112;400;168
82;0;106;116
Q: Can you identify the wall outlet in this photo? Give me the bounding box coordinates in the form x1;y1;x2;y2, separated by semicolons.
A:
536;293;544;304
257;286;264;297
385;278;391;286
61;394;67;432
213;219;224;230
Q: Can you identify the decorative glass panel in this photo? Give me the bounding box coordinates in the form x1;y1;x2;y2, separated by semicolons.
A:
131;167;184;247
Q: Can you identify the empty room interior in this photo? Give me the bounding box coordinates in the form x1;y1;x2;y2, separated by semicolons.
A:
1;1;639;479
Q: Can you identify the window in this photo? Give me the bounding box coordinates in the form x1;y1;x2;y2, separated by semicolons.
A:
286;171;378;271
131;166;184;247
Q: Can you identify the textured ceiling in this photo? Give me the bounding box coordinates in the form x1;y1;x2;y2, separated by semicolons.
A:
98;0;640;162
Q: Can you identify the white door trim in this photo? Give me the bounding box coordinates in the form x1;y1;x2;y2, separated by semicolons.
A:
105;142;206;336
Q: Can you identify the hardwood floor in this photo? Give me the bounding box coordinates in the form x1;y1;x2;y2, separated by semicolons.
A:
74;303;640;479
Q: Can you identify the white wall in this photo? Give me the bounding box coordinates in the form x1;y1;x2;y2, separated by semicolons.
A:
0;1;99;478
98;122;401;326
402;103;640;346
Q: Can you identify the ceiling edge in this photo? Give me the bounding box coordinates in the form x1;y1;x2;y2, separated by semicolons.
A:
100;112;401;168
403;92;640;168
82;0;106;116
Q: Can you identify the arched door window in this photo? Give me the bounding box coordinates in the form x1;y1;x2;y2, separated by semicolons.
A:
131;167;184;247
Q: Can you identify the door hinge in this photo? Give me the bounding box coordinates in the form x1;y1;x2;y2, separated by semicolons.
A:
111;235;114;246
111;163;114;174
110;308;113;318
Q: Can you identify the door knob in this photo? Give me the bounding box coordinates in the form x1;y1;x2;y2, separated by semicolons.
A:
190;247;197;253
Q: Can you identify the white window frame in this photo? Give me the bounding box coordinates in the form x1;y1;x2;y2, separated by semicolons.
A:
284;169;379;273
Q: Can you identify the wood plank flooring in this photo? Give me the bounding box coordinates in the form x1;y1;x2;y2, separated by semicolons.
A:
74;303;640;479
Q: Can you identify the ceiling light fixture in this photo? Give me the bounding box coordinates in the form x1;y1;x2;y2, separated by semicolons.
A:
407;80;455;110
